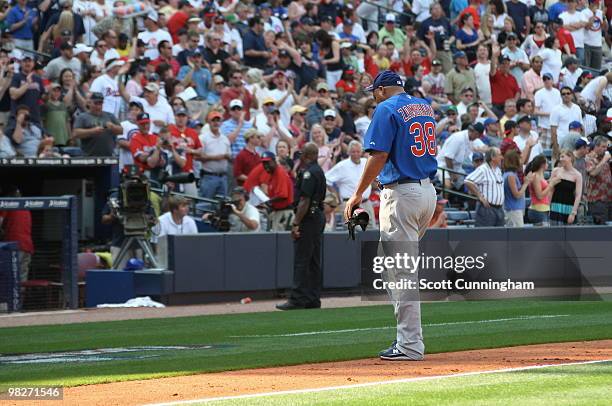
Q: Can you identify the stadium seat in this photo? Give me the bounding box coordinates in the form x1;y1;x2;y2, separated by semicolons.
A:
447;211;470;222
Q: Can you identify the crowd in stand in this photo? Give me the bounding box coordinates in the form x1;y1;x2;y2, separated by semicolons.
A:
0;0;610;234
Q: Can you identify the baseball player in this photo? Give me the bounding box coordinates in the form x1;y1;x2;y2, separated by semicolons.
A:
344;70;438;361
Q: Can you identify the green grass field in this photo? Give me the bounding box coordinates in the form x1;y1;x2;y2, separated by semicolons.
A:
201;361;612;406
0;300;611;388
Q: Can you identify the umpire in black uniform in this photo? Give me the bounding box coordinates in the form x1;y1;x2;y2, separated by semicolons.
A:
276;143;327;310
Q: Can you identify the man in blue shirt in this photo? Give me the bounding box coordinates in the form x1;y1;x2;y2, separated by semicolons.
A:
242;16;270;69
5;0;38;50
345;70;437;362
177;51;212;100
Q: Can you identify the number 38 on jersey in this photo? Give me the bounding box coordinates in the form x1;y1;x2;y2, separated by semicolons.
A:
409;121;436;157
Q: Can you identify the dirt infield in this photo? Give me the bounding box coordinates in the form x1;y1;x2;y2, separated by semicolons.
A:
13;339;611;406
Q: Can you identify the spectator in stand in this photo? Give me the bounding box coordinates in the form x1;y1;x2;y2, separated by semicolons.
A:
167;108;202;196
548;149;583;225
579;72;612;112
233;128;262;186
482;118;502;147
152;40;181;77
325;140;375;228
244;151;294;231
199;111;231;198
521;55;544;100
287;104;308;146
559;0;587;64
455;13;483;64
522;21;548;57
129;112;167;178
314;29;343;89
444;51;476;104
560;57;583;90
515;115;543;165
5;105;46;157
118;101;143;172
254;99;293;153
0;186;33;282
534;73;561;149
222;99;254;159
551;17;576;58
90;38;119;70
437;123;484;189
166;0;194;44
550;86;584;159
503;149;534;227
243;16;270;70
560;121;584;150
72;92;122;157
378;13;406;49
583;0;604;70
474;44;492;107
9;52;44;125
549;0;568;22
465;147;506;227
526;155;555;225
585;136;611;224
502;32;530;84
177;50;213;101
422;59;449;106
4;0;37;51
530;0;549;25
138;12;173;60
538;37;563;86
306;82;335;127
221;70;256;121
44;42;82;83
119;76;176;135
202;32;232;80
42;83;70;147
417;3;452;73
90;59;124;118
506;0;530;36
263;71;299;127
490;44;520;115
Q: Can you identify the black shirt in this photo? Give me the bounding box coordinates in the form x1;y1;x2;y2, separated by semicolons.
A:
295;161;326;212
242;29;268;69
202;47;231;80
10;71;45;123
417;16;452;50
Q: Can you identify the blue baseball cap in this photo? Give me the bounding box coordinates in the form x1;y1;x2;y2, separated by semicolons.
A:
261;151;276;161
568;121;583;130
484;118;498;127
365;70;404;91
453;51;467;59
472;152;484;161
575;137;589;149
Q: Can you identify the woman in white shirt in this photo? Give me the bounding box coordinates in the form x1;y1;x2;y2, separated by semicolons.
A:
538;36;563;85
490;0;508;37
522;22;548;57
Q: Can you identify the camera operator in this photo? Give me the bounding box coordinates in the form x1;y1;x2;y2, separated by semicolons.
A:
168;107;202;196
202;187;260;232
157;126;187;183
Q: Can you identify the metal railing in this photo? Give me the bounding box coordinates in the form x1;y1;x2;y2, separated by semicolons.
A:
435;167;479;202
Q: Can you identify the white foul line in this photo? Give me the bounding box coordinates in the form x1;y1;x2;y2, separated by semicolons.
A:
229;314;570;338
145;358;612;406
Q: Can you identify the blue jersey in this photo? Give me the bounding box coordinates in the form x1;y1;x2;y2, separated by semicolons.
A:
364;93;438;185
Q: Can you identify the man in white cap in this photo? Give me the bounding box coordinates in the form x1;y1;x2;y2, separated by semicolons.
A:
119;68;175;135
90;58;124;117
378;13;406;49
73;43;93;76
44;41;82;82
138;11;173;60
90;38;121;70
220;99;254;159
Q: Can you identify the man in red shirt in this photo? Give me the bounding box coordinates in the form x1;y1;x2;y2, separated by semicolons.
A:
166;0;194;43
552;18;576;56
244;151;295;231
233;129;262;185
168;107;202;195
0;187;33;282
490;45;520;113
129;113;166;176
151;40;181;76
221;69;256;121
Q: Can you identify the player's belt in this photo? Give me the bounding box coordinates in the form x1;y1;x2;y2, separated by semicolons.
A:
381;178;429;189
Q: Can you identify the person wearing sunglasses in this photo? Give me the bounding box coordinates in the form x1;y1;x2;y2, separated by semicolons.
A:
550;86;583;160
465;147;506;227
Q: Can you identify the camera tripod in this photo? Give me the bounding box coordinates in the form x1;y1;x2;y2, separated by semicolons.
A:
112;234;161;269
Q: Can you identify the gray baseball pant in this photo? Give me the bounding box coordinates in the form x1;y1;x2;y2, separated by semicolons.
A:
378;179;436;359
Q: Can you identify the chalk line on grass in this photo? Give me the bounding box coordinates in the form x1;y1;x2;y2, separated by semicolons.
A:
229;314;570;338
145;358;612;406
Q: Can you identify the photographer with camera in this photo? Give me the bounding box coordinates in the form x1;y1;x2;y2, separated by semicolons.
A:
130;113;174;180
168;107;202;196
244;151;294;231
201;187;260;232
